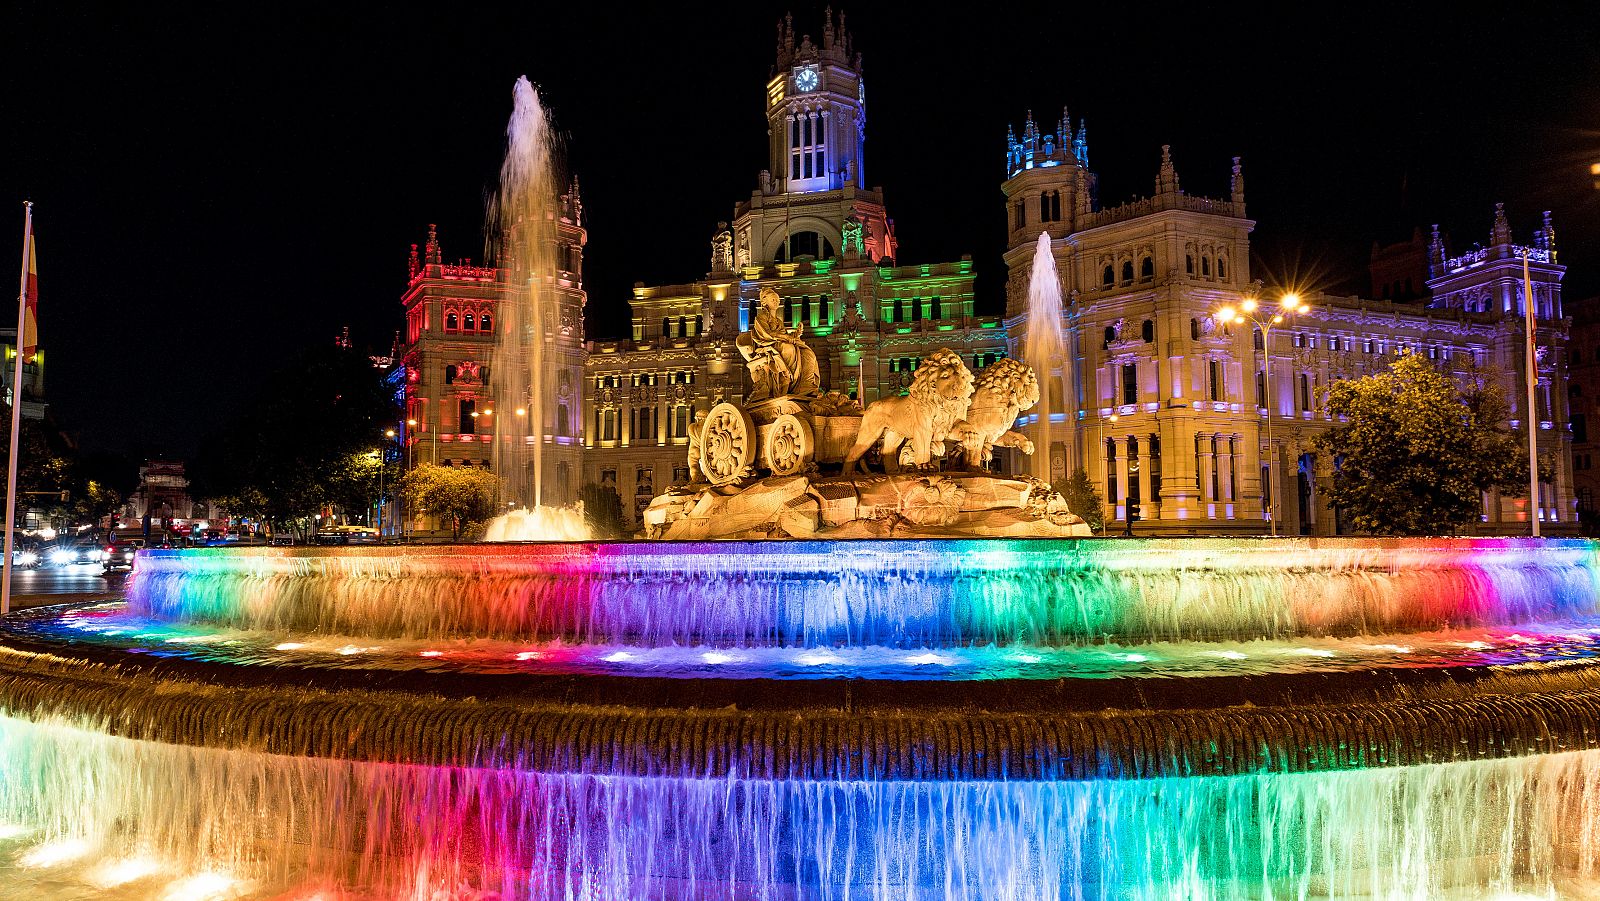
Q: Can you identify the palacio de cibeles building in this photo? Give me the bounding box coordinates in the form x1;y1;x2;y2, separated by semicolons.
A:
396;13;1572;537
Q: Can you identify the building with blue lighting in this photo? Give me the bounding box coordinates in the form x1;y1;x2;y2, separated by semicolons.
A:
1004;111;1572;535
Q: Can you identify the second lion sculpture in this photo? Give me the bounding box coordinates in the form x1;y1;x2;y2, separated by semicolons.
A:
843;348;974;474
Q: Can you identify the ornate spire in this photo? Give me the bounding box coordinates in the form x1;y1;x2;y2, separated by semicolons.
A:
424;223;442;265
1491;202;1511;246
1540;209;1556;254
823;6;835;50
408;243;420;278
1156;145;1180;195
1059;106;1070;148
1073;119;1088;166
1230;156;1245;205
1428;224;1445;278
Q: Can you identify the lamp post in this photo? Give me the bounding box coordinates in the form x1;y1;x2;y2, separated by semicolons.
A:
381;429;396;538
1216;292;1308;538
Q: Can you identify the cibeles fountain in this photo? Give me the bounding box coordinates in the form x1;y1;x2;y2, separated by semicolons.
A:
3;85;1600;901
643;285;1087;540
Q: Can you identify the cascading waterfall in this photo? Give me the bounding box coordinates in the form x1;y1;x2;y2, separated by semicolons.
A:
485;76;589;540
123;538;1600;646
1;536;1599;898
1023;231;1067;483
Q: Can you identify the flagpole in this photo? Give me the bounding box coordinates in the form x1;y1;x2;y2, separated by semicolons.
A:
3;202;33;616
1523;250;1540;538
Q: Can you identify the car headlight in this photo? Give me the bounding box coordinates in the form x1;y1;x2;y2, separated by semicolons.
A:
17;552;36;566
49;551;73;565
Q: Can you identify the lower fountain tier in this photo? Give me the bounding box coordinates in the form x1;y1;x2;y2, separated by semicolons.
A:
3;632;1600;781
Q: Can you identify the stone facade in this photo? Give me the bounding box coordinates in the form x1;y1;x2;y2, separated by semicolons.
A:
1567;296;1600;528
1004;109;1571;535
396;182;587;532
580;12;1007;527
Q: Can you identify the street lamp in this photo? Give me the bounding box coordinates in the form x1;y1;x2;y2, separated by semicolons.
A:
1215;292;1308;537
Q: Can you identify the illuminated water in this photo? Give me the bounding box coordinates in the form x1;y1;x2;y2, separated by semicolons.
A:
0;537;1597;898
1023;231;1066;482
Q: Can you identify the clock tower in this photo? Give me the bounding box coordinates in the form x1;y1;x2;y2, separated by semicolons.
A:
767;10;866;194
735;10;895;268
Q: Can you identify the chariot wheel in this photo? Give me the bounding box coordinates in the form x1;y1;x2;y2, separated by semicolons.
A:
764;413;815;476
698;402;758;486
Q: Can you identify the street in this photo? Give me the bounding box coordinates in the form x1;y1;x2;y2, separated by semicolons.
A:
6;563;122;609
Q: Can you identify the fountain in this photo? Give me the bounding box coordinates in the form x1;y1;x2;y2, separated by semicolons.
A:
1022;231;1066;483
484;76;590;541
4;92;1600;901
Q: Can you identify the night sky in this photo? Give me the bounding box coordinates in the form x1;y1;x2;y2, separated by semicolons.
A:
5;2;1598;461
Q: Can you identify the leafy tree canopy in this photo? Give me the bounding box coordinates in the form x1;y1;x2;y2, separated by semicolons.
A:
1312;352;1525;536
399;463;501;540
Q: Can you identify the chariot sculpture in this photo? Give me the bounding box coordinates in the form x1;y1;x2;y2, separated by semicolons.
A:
686;288;1041;487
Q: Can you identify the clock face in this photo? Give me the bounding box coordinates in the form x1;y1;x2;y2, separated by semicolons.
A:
795;67;819;92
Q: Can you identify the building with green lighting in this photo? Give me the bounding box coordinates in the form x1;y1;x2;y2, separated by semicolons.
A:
580;12;1007;526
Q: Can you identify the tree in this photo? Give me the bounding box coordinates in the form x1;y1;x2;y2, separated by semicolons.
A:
399;463;500;540
1051;467;1105;533
1312;351;1525;536
579;482;626;538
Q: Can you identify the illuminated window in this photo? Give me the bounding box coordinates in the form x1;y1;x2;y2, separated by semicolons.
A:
672;405;690;439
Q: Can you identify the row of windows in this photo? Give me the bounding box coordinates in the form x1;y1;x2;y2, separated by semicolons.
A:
790;111;826;181
596;404;693;442
1102;257;1155;289
884;295;946;323
444;310;494;334
661;315;704;339
784;295;831;326
1183;253;1228;280
451;399;572;436
597;371;695;391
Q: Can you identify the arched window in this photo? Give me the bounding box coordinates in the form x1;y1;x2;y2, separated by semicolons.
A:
1104;326;1116;347
662;317;671;338
1217;257;1227;279
557;403;570;437
1014;199;1026;231
446;312;459;331
463;313;474;331
1121;261;1134;284
1102;265;1115;288
1039;192;1052;223
480;312;492;332
1186;255;1195;275
1190;318;1201;341
1256;371;1266;407
1106;439;1118;505
1201;256;1211;277
1253;328;1263;349
1140;257;1154;280
1141;319;1154;342
445;365;457;385
1300;373;1311;412
1209;360;1223;401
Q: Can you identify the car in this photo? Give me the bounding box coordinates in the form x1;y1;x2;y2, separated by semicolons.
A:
269;534;296;546
10;544;39;569
48;539;107;567
103;537;147;573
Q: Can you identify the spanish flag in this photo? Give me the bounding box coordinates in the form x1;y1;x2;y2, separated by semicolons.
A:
21;232;36;364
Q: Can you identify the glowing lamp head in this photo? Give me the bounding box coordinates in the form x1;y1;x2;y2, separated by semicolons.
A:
1271;314;1284;324
1240;298;1258;313
1281;293;1303;312
384;429;396;438
406;418;417;426
515;408;527;416
1217;306;1236;321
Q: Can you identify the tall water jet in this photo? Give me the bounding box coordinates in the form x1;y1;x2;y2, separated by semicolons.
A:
485;76;589;539
1022;231;1066;482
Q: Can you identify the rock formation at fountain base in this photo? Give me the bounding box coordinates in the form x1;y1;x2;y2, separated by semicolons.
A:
643;471;1089;540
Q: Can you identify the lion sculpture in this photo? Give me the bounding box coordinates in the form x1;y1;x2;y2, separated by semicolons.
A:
952;358;1039;469
843;348;974;474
